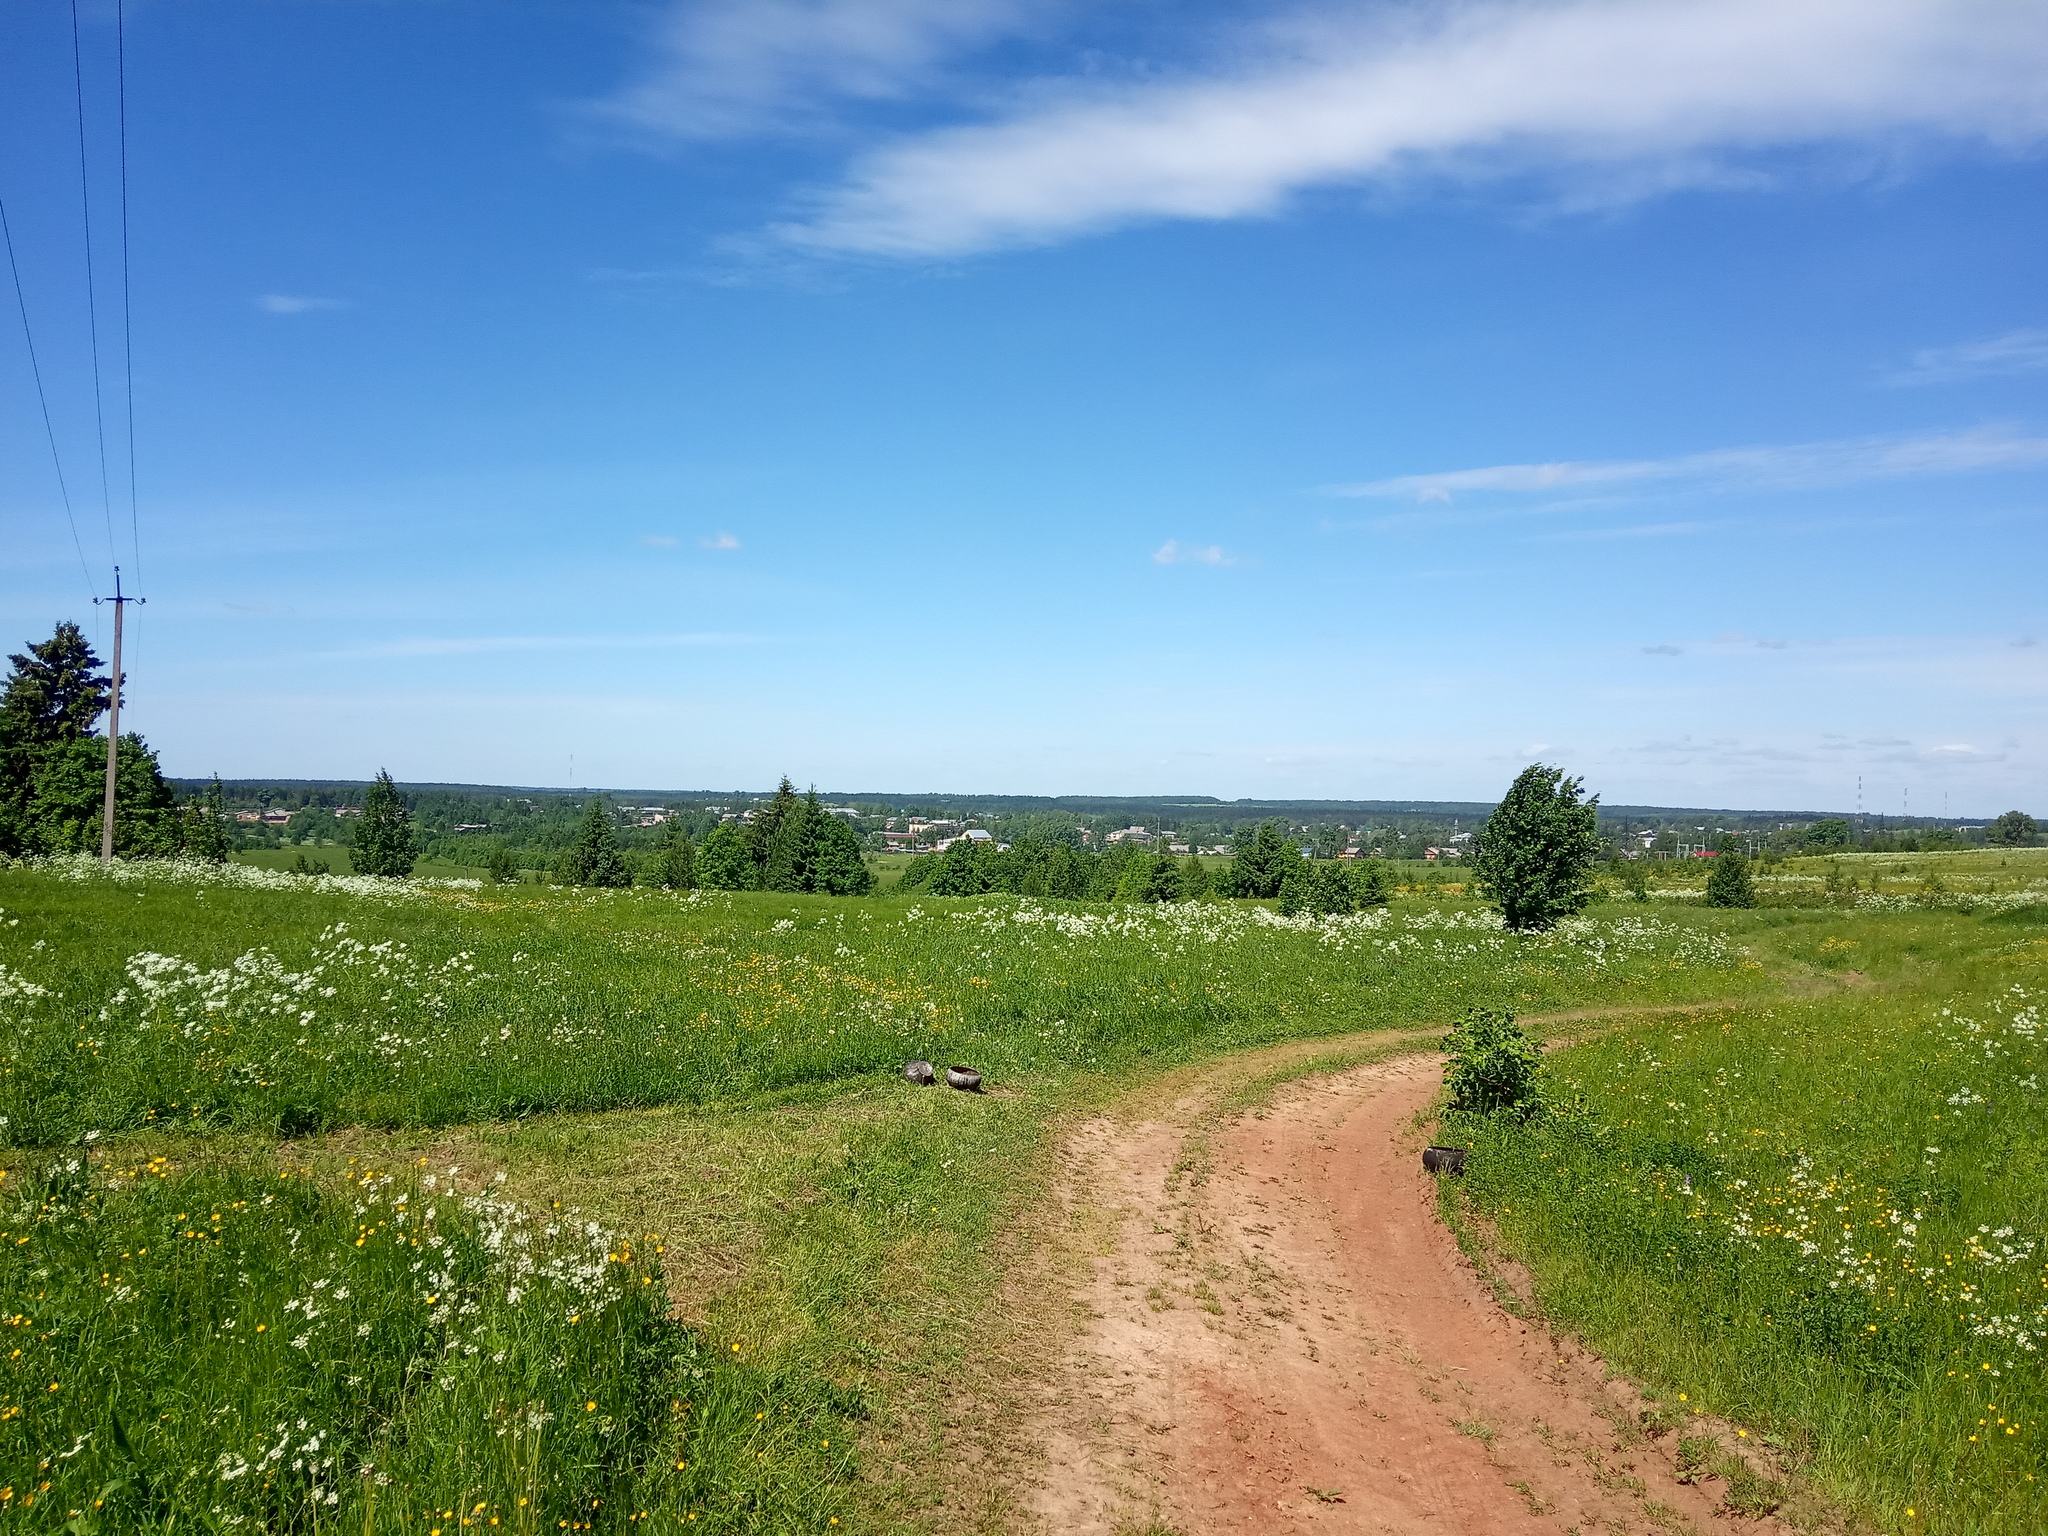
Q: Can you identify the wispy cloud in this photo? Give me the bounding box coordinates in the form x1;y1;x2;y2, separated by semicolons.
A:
1153;539;1238;566
1326;425;2048;515
595;0;1031;143
641;534;680;547
1884;326;2048;386
768;0;2048;257
257;294;344;315
323;633;760;659
1533;520;1712;542
1642;644;1682;655
701;531;743;550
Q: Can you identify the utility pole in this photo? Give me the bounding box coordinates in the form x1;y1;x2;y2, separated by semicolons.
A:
95;567;145;863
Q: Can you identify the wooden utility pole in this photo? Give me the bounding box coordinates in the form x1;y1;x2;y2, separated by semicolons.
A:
96;567;144;863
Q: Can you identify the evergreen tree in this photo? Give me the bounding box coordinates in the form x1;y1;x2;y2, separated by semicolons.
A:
1703;852;1756;908
484;843;520;884
181;775;232;864
1180;854;1214;901
1471;763;1602;931
748;778;803;887
1087;841;1139;900
697;823;755;890
647;821;698;889
353;769;420;878
1349;858;1393;908
23;733;180;856
1117;850;1181;902
808;813;874;895
1042;843;1093;899
1619;857;1650;902
0;621;113;855
1226;821;1302;900
561;797;631;888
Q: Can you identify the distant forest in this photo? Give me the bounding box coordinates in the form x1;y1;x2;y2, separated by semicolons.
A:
170;777;2028;869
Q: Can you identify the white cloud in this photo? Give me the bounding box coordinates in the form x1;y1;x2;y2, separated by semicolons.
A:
701;531;743;550
597;0;1032;142
641;534;680;547
1153;539;1238;565
1326;424;2048;510
257;294;344;315
774;0;2048;257
1885;326;2048;386
1533;520;1711;542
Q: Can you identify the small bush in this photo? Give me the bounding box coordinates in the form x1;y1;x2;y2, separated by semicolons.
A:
1442;1007;1543;1120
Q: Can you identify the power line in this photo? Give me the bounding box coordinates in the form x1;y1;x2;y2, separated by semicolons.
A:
69;0;118;572
1;195;98;600
116;0;140;587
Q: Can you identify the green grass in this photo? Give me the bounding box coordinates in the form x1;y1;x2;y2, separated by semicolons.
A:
0;860;1767;1144
1445;903;2048;1535
231;846;494;881
0;855;1785;1532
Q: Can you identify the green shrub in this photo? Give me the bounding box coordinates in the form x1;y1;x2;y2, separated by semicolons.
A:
1442;1007;1543;1119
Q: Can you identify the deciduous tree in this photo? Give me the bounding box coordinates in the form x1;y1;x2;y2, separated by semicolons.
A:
1472;764;1602;932
1989;810;2039;847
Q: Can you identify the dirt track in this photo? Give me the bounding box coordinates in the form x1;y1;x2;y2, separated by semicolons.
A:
1025;1040;1800;1535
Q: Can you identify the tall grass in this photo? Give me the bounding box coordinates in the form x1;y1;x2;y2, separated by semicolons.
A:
2;860;1759;1145
1452;926;2048;1535
0;1152;849;1532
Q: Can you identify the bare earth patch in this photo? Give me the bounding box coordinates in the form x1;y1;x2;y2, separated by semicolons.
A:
1025;1051;1806;1536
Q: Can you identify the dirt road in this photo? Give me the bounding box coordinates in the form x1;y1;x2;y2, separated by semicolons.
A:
1025;1039;1798;1535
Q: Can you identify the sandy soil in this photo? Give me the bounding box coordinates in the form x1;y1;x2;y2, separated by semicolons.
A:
1025;1049;1802;1536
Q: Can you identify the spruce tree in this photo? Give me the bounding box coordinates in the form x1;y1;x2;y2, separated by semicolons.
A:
1180;854;1214;901
1704;852;1756;908
353;770;420;878
748;778;803;887
809;814;874;894
1;621;113;855
24;733;180;856
1228;821;1303;900
648;821;698;889
484;843;520;884
181;775;232;864
1471;763;1602;931
563;797;631;888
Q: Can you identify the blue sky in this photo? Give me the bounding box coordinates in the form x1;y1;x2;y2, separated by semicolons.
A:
2;0;2045;813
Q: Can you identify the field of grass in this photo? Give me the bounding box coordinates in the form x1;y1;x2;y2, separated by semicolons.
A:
231;847;495;882
0;852;1772;1532
2;849;2042;1533
1447;899;2048;1535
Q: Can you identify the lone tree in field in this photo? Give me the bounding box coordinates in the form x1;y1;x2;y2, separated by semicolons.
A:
1704;851;1757;908
1472;763;1602;931
561;796;631;888
1989;810;2039;847
353;769;419;878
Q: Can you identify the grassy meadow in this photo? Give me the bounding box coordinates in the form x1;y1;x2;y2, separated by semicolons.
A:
1449;900;2048;1535
0;849;2041;1532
